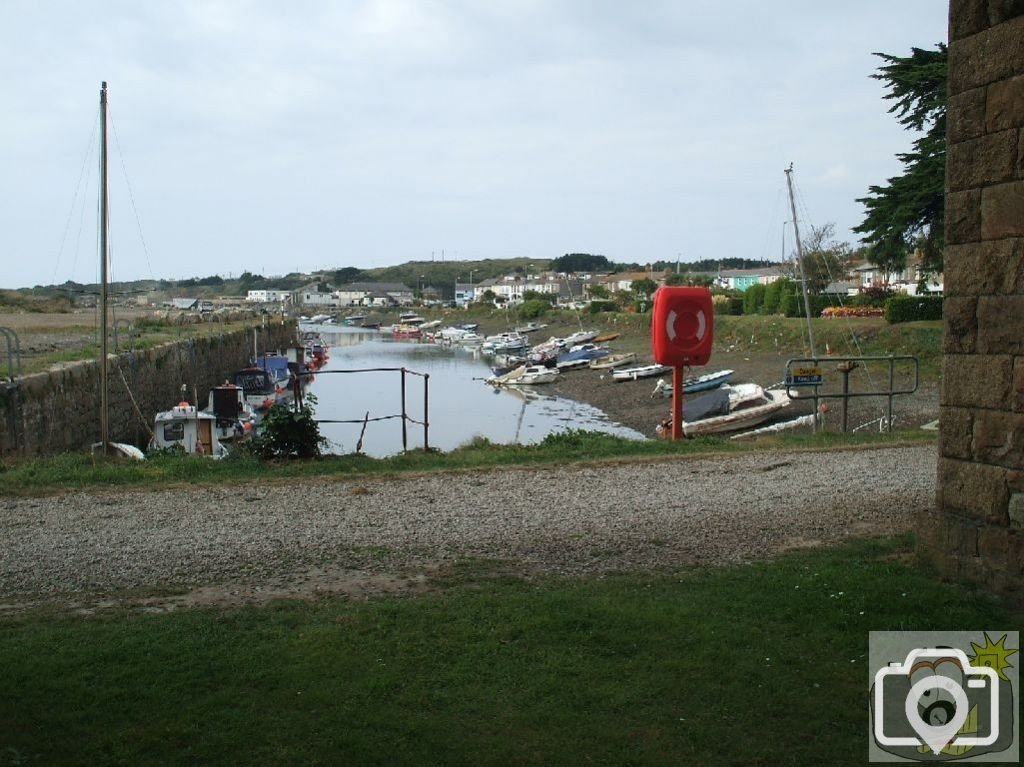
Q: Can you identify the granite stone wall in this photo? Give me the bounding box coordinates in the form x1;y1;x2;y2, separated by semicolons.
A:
918;0;1024;600
0;322;296;458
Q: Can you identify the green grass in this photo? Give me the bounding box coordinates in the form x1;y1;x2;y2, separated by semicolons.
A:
0;429;935;497
0;537;1018;766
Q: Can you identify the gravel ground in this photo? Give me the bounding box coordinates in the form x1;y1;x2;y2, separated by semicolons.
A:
0;444;936;608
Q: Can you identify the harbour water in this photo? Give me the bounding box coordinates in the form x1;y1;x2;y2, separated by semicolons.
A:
303;325;646;457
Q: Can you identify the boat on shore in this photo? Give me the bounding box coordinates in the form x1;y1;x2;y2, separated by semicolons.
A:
650;369;735;396
556;343;609;370
611;363;671;382
656;384;791;437
488;364;560;386
589;352;637;370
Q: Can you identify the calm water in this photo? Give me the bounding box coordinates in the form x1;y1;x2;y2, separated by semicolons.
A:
302;324;645;457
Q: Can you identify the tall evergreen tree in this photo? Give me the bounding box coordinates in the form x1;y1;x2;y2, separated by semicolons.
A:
854;45;947;275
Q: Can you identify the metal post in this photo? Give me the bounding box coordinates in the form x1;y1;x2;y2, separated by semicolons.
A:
423;373;430;450
671;365;684;440
400;367;408;451
785;164;816;357
99;81;110;452
887;357;895;433
837;361;858;433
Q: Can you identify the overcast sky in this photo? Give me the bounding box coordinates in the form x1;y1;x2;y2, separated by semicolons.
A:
3;1;947;289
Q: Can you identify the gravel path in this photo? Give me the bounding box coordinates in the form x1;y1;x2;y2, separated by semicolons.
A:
0;444;936;606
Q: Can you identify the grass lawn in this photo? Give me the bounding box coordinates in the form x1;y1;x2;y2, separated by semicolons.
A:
1;536;1018;766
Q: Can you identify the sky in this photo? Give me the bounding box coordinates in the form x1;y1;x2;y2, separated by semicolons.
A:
2;1;948;289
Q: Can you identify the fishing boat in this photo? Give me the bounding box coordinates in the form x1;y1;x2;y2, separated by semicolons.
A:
589;352;637;370
205;383;257;443
233;366;282;413
611;363;672;382
150;401;230;457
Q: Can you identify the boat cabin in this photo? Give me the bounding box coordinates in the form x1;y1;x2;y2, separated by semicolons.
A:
151;402;227;458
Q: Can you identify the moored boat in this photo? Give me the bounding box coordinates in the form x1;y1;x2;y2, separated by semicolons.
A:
150;401;229;458
611;363;672;382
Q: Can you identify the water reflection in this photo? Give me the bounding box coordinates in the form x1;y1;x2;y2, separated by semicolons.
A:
303;325;645;457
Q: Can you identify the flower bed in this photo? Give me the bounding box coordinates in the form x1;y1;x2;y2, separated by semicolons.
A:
820;306;886;318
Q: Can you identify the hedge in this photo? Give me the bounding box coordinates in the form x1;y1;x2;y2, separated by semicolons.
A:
884;295;943;323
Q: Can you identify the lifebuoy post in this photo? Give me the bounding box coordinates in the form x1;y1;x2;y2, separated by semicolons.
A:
651;287;714;441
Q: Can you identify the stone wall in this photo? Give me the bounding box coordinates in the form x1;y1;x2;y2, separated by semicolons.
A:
919;0;1024;601
0;322;296;458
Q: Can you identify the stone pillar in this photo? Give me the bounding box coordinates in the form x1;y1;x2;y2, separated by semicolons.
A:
921;0;1024;601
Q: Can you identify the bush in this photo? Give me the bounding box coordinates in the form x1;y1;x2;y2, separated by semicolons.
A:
517;299;551;320
251;395;327;458
742;284;766;314
713;295;744;315
586;301;618;314
885;294;943;324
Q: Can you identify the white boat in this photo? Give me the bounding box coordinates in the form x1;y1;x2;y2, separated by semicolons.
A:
660;385;791;437
563;329;600;347
150;401;230;458
488;363;559;386
612;363;672;382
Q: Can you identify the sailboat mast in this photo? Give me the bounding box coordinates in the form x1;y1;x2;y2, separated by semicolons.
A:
99;81;110;450
784;164;816;357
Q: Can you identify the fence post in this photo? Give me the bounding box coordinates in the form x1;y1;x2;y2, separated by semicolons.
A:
400;367;408;452
423;373;430;450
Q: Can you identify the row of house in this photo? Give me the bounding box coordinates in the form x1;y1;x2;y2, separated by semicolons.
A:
241;257;944;310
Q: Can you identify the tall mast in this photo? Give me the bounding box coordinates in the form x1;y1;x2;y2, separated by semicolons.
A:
785;164;816;357
99;81;110;451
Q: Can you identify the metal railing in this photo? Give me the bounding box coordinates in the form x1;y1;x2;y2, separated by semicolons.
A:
784;355;919;433
292;366;430;452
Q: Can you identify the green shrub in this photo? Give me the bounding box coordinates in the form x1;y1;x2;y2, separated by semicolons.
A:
251;395;327;458
742;284;766;314
885;294;943;323
586;301;618;314
517;299;551;320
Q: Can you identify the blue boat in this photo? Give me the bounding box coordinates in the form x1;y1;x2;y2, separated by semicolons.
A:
556;343;609;370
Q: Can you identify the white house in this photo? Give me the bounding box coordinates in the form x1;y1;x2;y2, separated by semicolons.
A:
246;289;287;303
335;282;415;307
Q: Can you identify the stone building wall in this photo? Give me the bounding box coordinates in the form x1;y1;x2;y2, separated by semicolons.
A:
919;0;1024;600
0;322;296;459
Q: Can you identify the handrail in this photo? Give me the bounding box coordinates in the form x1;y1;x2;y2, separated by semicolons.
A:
784;355;919;433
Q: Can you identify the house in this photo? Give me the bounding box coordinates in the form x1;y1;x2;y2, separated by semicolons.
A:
293;283;337;308
246;289;288;303
594;271;667;294
852;255;944;295
335;282;415;307
717;266;787;291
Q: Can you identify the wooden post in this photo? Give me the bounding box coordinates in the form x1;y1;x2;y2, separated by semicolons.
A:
671;365;684;440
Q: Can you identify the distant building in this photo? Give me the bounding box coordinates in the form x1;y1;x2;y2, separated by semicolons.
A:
246;289;288;303
170;298;200;311
334;282;414;307
293;283;337;308
718;266;787;291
